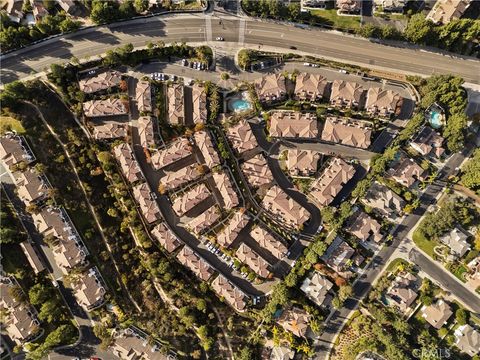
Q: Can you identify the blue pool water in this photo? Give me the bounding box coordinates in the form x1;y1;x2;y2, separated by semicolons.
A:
230;99;252;112
429;111;443;129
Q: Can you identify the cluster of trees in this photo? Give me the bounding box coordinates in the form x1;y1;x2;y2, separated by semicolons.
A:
0;193;24;245
0;11;80;52
241;0;479;55
28;282;71;326
320;202;352;231
418;74;468;152
356;23;402;41
241;0;301;23
26;324;77;360
342;305;410;360
461;148;480;194
418;198;478;241
204;81;220;122
87;0;148;24
103;41;201;68
404;15;480;55
97;149;218;356
0;81;37;112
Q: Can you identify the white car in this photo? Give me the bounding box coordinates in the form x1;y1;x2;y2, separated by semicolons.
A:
303;62;311;66
339;69;348;74
215;37;224;41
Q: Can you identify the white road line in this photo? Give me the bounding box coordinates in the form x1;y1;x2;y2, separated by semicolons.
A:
205;16;212;42
238;18;245;45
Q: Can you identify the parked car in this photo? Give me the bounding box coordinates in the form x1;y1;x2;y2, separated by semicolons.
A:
215;37;224;41
339;69;348;74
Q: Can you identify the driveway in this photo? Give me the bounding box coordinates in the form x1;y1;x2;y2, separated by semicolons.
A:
312;140;478;359
280;140;376;161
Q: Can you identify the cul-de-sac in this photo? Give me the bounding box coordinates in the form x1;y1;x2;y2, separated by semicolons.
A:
1;1;480;360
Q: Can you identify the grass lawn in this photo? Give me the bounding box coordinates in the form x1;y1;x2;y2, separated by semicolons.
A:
452;264;468;283
0;115;26;135
386;258;410;273
310;9;361;30
412;228;438;258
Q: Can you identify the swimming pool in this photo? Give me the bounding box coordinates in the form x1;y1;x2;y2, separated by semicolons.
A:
230;99;252;112
228;92;252;113
429;111;443;129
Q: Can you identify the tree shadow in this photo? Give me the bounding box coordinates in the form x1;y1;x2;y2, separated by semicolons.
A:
68;30;122;45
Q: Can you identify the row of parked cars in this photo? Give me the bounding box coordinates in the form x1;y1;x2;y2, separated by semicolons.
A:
150;72;179;81
205;241;262;305
205;242;262;283
181;59;208;71
206;242;237;269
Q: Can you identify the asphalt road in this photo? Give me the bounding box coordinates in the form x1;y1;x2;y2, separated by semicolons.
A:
409;249;480;313
0;183;111;360
313;142;477;359
2;13;480;84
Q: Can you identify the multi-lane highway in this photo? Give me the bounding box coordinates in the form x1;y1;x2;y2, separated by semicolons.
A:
2;13;480;84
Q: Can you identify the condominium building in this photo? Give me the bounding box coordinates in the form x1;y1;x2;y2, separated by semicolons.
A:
309;158;355;206
269;111;318;138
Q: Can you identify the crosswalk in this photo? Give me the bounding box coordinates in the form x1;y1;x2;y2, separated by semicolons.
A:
238;18;246;45
205;16;212;42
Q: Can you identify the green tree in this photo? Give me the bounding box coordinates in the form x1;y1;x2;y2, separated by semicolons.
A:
306;249;318;264
351;178;370;198
455;308;468;325
90;0;122;24
93;324;113;349
237;50;251;70
357;23;379;38
443;113;467;152
196;299;207;313
332;296;343;309
28;283;51;306
339;284;353;301
134;0;149;13
236;347;253;360
38;300;64;323
284;271;298;287
461;149;480;193
404;14;434;44
26;324;77;360
419;75;467;117
8;285;26;303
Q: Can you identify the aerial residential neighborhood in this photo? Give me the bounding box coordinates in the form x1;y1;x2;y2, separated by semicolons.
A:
0;1;479;360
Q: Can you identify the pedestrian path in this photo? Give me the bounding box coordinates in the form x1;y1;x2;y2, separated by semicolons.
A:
238;18;245;45
205;15;212;42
